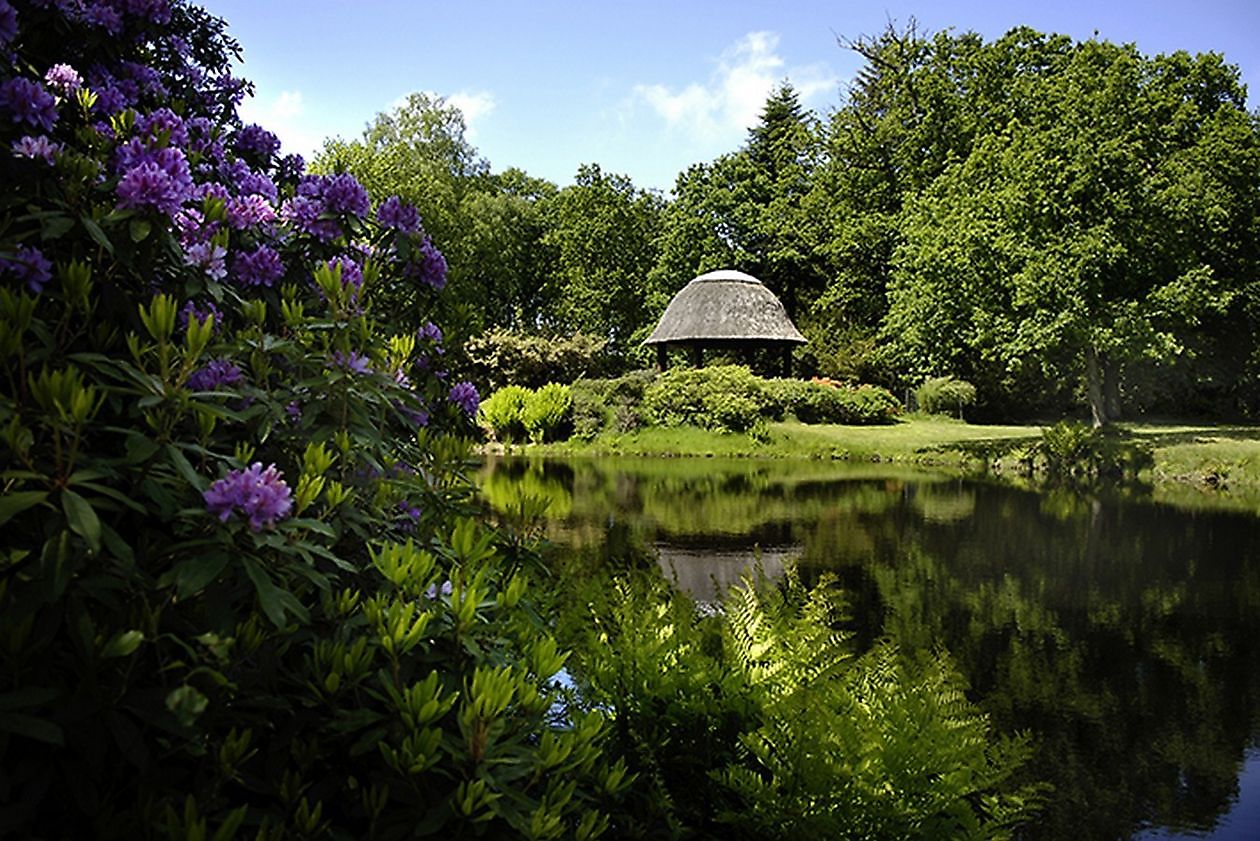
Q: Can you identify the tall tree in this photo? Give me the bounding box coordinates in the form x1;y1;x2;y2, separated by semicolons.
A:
882;38;1259;423
541;164;664;358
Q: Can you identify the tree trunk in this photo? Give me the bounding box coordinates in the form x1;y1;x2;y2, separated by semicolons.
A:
1102;353;1122;422
1086;346;1107;428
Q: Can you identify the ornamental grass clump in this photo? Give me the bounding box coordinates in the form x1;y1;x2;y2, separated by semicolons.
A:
0;2;627;837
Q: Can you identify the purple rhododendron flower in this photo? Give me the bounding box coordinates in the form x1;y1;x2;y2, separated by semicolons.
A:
276;153;305;183
0;245;53;293
0;2;17;49
327;255;362;291
237;169;277;201
233;245;285;288
331;349;372;375
135;107;188;148
425;580;453;600
0;78;58;132
12;135;59;164
120;61;166;98
234;123;280;161
377;195;421;234
83;1;123;34
297;173;369;218
187;358;242;391
44;64;82;95
225;193;276;230
280;194;340;242
203;462;293;532
448;381;480;417
414;238;448;290
121;0;172;25
417;321;443;344
285;401;302;422
116;146;193;216
178;299;222;333
396;500;421;533
184;241;227;281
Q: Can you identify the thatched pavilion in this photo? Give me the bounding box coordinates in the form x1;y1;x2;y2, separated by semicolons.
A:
643;269;807;373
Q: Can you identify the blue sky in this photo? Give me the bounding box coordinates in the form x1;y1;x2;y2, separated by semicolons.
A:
205;0;1260;193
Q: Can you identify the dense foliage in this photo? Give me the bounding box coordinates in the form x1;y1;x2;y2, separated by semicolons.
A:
914;376;978;418
325;23;1260;424
0;3;627;837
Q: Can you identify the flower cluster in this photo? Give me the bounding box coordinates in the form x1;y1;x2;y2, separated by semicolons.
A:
377;195;421;234
413;237;448;290
233;245;285;288
331;349;372;375
0;245;52;293
449;381;480;416
203;463;293;532
187;358;243;391
0;77;57;132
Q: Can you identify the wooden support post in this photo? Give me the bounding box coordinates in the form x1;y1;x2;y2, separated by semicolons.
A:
689;345;702;368
656;343;668;372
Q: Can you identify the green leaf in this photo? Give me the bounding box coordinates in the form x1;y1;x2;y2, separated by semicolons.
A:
289;517;336;537
61;489;101;554
40;213;75;241
0;712;64;745
124;433;161;464
173;552;229;598
242;557;287;627
0;491;48;527
0;687;59;711
165;444;206;491
211;806;248;841
80;215;114;255
165;685;208;728
100;523;136;568
101;630;144;658
129;218;152;243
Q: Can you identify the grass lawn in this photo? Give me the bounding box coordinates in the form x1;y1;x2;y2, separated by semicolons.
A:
504;415;1260;510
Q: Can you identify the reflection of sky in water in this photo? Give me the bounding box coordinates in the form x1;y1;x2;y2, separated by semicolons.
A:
1135;749;1260;840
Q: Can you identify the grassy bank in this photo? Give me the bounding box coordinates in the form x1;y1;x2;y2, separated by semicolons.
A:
491;416;1260;509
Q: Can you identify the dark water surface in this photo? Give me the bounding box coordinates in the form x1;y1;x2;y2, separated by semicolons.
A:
477;456;1260;841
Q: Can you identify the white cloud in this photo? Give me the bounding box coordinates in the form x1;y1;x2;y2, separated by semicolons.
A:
447;91;497;129
237;88;326;160
631;31;838;149
388;89;498;138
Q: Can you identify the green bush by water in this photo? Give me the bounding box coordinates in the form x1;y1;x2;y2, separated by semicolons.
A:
479;383;532;441
522;382;574;442
915;376;978;417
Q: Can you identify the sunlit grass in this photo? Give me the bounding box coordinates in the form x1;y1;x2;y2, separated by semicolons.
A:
521;416;1260;503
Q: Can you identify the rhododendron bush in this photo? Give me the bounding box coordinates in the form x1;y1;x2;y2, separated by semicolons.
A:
0;1;624;837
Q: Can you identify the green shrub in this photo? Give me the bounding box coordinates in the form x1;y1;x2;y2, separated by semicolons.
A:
478;384;532;442
642;365;766;433
571;370;656;439
1034;421;1153;482
762;380;901;425
916;376;978;417
522;382;573;442
465;328;612;390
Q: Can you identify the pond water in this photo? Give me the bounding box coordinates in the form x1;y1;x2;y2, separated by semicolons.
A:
476;456;1260;841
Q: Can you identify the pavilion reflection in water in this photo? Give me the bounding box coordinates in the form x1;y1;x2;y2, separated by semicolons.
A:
654;541;800;603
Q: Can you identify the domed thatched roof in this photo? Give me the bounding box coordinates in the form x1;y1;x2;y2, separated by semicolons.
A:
643;269;806;346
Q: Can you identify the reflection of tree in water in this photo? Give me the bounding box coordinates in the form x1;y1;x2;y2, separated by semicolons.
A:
808;485;1260;841
477;457;1260;840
